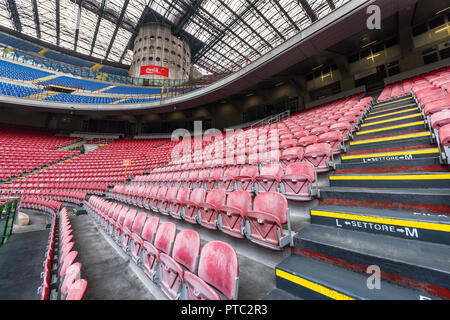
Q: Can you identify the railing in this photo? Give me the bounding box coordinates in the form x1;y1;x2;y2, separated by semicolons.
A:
0;192;21;247
251;110;291;129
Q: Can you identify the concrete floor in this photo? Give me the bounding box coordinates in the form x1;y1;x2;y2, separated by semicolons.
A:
68;212;155;300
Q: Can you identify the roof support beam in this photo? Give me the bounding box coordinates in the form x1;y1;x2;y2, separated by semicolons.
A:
326;0;336;10
31;0;41;39
119;2;153;63
173;0;204;35
90;0;107;55
73;0;83;51
55;0;60;45
244;0;285;40
270;0;299;31
5;0;22;32
298;0;318;22
104;0;130;60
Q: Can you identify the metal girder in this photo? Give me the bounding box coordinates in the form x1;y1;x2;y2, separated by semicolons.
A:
173;0;204;35
31;0;41;39
326;0;336;10
90;0;107;55
193;0;270;64
298;0;318;22
104;0;130;60
119;2;153;63
56;0;60;45
5;0;22;32
217;0;271;49
270;0;299;31
244;0;285;41
73;0;83;51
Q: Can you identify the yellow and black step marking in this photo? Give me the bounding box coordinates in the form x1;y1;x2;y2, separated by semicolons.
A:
368;103;418;116
275;255;434;300
310;206;450;245
349;131;431;147
361;113;423;128
329;172;450;188
341;148;440;164
364;106;419;121
356;121;426;137
373;96;414;108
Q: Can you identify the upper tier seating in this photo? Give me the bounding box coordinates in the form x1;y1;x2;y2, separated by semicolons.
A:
44;93;120;104
0;81;44;98
102;86;161;95
38;76;112;92
0;59;53;81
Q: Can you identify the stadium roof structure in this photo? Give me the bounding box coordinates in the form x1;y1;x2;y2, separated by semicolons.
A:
0;0;352;73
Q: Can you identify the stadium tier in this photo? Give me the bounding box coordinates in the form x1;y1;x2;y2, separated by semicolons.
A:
0;0;449;305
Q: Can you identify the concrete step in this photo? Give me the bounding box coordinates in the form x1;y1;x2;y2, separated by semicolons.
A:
310;205;450;245
363;105;420;122
360;113;423;129
328;172;450;189
347;131;433;152
355;120;427;138
275;254;440;300
337;148;441;169
372;96;415;111
318;186;450;214
262;288;302;300
293;225;450;298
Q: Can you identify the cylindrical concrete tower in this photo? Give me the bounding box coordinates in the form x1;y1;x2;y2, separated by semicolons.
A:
130;23;191;80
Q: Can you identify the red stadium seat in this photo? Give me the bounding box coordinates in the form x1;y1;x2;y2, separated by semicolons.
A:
197;189;227;230
254;163;283;193
218;190;252;239
281;162;317;201
183;241;239;300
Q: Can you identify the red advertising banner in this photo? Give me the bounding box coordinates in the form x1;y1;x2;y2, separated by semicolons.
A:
140;65;169;77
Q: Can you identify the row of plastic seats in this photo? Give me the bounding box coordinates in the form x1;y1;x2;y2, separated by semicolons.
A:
85;196;239;300
38;207;88;300
108;183;293;251
23;190;87;206
0;58;53;81
0;81;44;97
19;197;62;215
130;161;319;201
45;93;120;104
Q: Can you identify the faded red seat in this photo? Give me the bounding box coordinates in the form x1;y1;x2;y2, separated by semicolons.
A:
60;262;82;296
142;222;177;282
423;97;450;116
439;123;450;147
234;165;259;193
205;168;224;191
131;216;159;265
298;135;318;148
151;186;168;212
304;143;333;172
122;211;147;253
65;279;88;300
183;241;239;300
197;189;227;230
160;187;179;216
169;187;191;220
245;192;290;251
218;190;252;239
159;230;201;300
181;188;206;224
430;110;450;129
280;147;304;167
254;164;283;193
281;162;316;201
318;131;343;155
219;167;240;192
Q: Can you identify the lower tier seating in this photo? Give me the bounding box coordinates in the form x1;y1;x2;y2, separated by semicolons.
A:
85;195;239;300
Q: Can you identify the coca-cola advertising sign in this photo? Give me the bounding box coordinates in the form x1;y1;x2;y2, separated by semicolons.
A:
140;65;169;77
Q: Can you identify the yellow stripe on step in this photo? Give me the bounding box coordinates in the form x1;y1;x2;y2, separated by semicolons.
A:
275;269;355;300
365;107;419;120
341;148;439;160
311;210;450;232
329;174;450;180
350;132;431;146
356;121;425;135
374;97;413;107
369;104;417;115
361;114;422;127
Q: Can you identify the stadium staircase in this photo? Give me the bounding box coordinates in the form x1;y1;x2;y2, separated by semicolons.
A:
265;95;450;300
